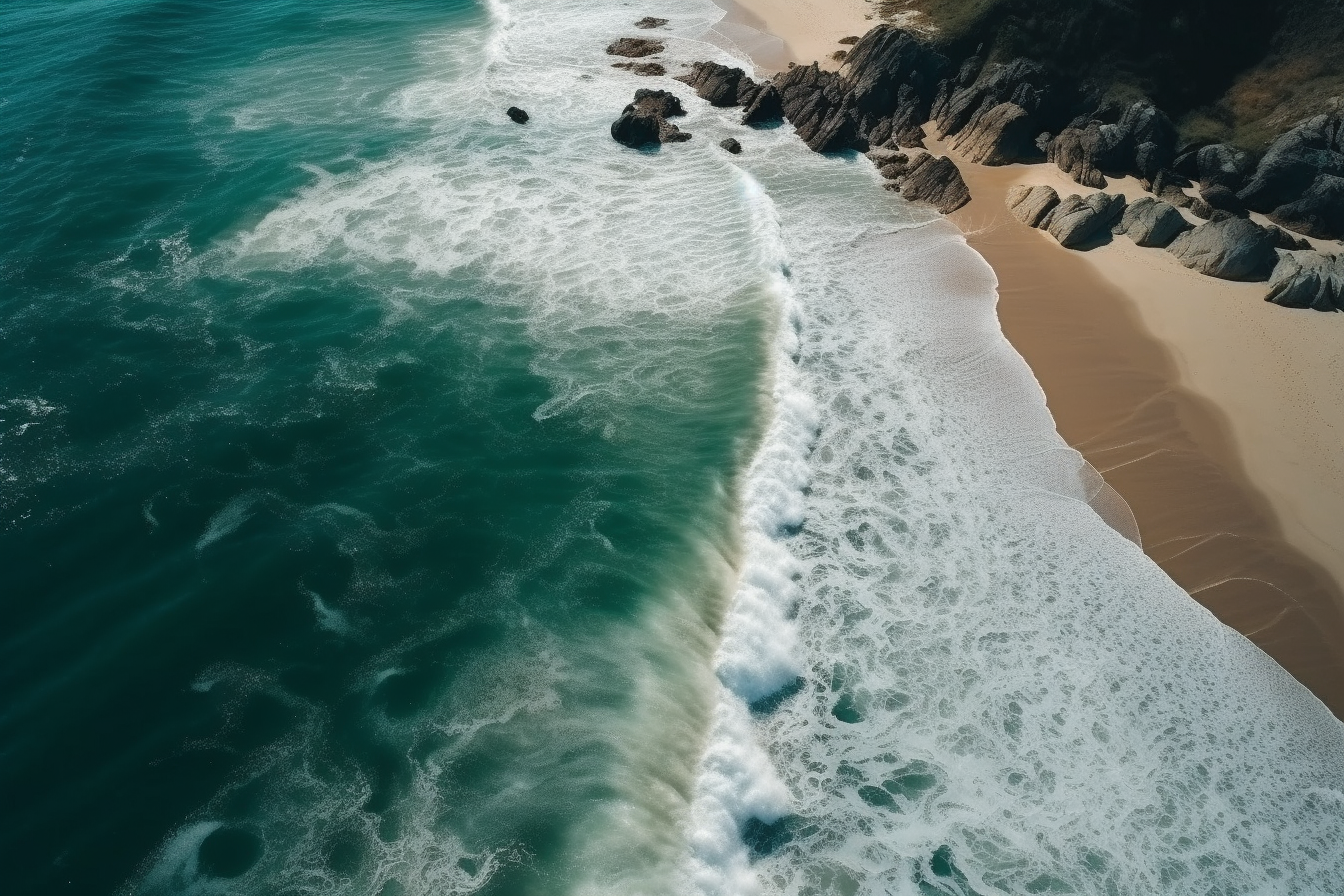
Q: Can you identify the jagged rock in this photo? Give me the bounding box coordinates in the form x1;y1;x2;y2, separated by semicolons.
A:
934;58;1049;140
1266;225;1312;251
1266;173;1344;241
1166;217;1279;281
677;62;759;107
610;89;690;148
1043;192;1126;248
1200;184;1247;216
1005;184;1060;227
950;101;1038;165
1048;103;1175;187
634;17;668;29
607;37;665;58
1265;251;1344;311
1113;196;1190;247
1047;122;1110;188
1240;113;1344;209
741;84;784;124
843;26;949;132
612;61;666;76
506;107;529;124
1151;169;1192;195
896;154;970;214
720;137;742;154
878;155;911;179
774;63;861;152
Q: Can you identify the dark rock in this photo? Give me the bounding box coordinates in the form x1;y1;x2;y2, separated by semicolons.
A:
896;154;970;214
742;84;784;124
1266;225;1313;251
934;58;1048;140
839;36;861;45
1044;192;1126;248
1047;122;1110;188
1167;217;1280;281
1047;102;1175;187
950;102;1039;165
1240;113;1344;213
677;62;759;107
607;37;665;58
612;61;666;76
506;106;529;124
1005;184;1060;228
610;89;690;148
878;156;911;179
1151;169;1192;195
1113;196;1190;248
1195;143;1254;191
1266;173;1344;241
773;63;862;153
1265;252;1344;311
634;17;668;29
720;137;742;154
1199;184;1247;216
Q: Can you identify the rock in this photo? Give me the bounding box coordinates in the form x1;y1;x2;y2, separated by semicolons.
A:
677;62;759;107
506;106;529;124
1113;196;1190;248
1266;225;1312;251
1005;184;1060;228
607;37;665;58
612;61;666;76
1199;184;1247;216
1047;103;1176;187
741;84;784;124
634;17;668;29
1044;192;1126;248
1047;122;1110;188
843;26;949;124
1265;173;1344;241
1151;169;1192;195
610;89;690;148
1194;143;1254;191
896;154;971;214
1166;217;1280;281
720;137;742;154
950;101;1038;165
878;156;911;180
1265;251;1344;311
839;36;860;45
933;58;1049;141
1240;113;1344;212
773;63;862;153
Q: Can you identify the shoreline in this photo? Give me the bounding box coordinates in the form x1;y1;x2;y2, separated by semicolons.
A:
704;3;1344;714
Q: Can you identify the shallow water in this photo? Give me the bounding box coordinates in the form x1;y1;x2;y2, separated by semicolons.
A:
1;1;1341;895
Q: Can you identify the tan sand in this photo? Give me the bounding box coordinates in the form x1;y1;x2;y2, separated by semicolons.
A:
709;4;1344;714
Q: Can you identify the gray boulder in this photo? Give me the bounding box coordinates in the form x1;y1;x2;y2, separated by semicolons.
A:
1195;143;1254;190
1240;113;1344;213
1005;184;1060;228
1266;173;1344;241
1166;217;1280;281
1265;251;1344;312
1043;192;1126;248
895;154;971;214
1047;122;1111;188
950;102;1038;165
1047;103;1176;188
1199;184;1247;216
1113;196;1190;248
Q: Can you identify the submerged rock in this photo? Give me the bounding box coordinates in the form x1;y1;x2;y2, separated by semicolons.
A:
896;154;971;214
610;89;690;148
1112;196;1189;248
607;37;665;58
1043;192;1126;248
1005;184;1060;228
506;106;529;124
1166;217;1279;281
634;16;668;29
1265;251;1344;311
720;137;742;154
612;61;666;76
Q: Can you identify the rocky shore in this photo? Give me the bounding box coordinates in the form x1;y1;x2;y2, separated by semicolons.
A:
601;17;1344;312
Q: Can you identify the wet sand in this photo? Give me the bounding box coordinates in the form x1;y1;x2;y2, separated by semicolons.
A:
946;160;1344;716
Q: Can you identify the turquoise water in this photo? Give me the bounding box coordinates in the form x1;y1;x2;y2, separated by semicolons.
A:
3;1;1344;895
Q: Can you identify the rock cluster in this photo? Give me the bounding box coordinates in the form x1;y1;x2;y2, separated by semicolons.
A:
607;37;664;58
633;17;668;29
675;62;783;124
1266;252;1344;311
873;150;970;214
610;90;691;148
1005;184;1060;228
613;61;666;76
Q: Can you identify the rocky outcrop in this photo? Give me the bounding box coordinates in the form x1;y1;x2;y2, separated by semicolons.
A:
676;61;783;124
933;58;1052;145
1046;103;1177;188
842;26;949;147
1265;251;1344;311
1166;217;1280;280
1187;143;1254;191
612;61;666;76
741;84;784;124
1046;122;1110;188
1239;112;1344;239
891;154;971;213
607;37;664;58
1005;184;1060;227
506;107;529;124
634;17;668;29
610;90;690;148
950;102;1038;165
720;137;742;154
774;63;862;152
1112;196;1190;247
1042;192;1126;248
1199;184;1247;216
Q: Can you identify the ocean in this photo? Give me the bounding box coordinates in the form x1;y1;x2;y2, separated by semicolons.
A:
1;1;1341;894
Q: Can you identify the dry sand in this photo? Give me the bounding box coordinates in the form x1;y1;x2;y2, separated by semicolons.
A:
707;2;1344;714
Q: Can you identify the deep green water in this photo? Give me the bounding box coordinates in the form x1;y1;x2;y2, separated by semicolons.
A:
1;2;769;893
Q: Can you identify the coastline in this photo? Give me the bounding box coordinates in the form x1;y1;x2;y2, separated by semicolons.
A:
706;2;1344;714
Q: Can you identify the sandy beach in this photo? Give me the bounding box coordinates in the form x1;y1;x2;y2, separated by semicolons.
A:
715;2;1344;714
